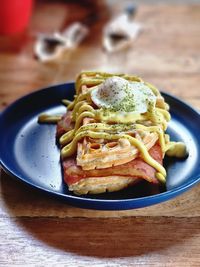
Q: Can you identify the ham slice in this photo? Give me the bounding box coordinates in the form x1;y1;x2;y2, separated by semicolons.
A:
56;111;74;138
57;114;163;192
62;143;162;186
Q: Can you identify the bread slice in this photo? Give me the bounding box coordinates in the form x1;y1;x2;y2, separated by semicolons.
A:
68;176;139;195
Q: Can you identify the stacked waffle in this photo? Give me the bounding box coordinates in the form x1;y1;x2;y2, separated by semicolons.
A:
55;71;175;195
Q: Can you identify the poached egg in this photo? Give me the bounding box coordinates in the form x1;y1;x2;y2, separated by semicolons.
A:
91;76;156;113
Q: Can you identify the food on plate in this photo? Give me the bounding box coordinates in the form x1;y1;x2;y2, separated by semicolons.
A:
38;71;188;195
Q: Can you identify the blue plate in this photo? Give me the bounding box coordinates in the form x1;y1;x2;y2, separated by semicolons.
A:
0;83;200;210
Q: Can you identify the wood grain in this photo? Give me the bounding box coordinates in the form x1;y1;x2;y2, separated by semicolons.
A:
1;170;200;218
0;1;200;267
0;217;200;266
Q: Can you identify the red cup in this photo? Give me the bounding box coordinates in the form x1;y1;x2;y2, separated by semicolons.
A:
0;0;33;35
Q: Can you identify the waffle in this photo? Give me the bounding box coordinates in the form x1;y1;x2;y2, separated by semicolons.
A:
77;128;158;170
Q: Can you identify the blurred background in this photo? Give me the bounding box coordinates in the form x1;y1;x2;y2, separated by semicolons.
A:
0;0;200;110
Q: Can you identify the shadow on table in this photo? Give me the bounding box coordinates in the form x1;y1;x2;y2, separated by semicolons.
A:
1;170;200;258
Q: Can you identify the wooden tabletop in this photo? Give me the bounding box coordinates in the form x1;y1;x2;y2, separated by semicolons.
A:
0;1;200;266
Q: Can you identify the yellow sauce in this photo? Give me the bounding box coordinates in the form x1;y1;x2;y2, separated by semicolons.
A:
61;99;72;106
166;142;188;158
95;110;146;124
38;114;62;123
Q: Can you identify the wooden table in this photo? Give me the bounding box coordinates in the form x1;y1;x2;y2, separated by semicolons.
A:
0;1;200;266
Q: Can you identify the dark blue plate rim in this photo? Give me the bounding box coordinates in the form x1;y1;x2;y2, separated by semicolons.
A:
0;83;200;210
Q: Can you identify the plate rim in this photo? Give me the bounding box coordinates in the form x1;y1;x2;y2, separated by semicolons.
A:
0;82;200;210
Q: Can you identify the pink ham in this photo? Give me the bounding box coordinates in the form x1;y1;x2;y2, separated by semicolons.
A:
56;112;74;138
62;143;162;186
